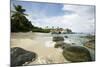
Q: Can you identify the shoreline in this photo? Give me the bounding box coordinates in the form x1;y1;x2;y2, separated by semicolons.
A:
11;32;95;65
11;32;69;65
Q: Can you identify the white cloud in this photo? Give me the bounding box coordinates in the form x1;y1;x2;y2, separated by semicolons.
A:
62;4;95;33
27;4;95;34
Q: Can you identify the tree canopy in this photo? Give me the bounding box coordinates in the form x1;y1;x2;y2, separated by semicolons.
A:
11;4;50;33
11;5;34;32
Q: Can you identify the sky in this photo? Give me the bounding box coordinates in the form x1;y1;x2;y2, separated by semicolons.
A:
11;0;95;34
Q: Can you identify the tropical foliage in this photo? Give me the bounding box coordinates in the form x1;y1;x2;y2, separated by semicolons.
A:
11;5;50;33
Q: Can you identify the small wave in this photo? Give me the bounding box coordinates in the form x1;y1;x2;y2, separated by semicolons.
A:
45;41;56;48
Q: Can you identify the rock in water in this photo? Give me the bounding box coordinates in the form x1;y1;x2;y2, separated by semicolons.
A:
54;42;71;49
53;36;64;42
11;47;37;66
64;36;68;38
62;46;92;62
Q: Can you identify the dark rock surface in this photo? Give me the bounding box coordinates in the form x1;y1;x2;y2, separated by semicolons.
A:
84;39;95;49
64;36;68;38
11;47;37;66
54;42;71;49
53;36;64;42
62;46;92;62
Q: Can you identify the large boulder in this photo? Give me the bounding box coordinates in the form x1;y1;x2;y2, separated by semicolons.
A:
11;47;37;66
62;46;92;62
53;36;64;42
84;39;95;49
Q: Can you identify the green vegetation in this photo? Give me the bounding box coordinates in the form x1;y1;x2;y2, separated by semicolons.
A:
11;5;33;32
32;26;50;33
11;4;50;33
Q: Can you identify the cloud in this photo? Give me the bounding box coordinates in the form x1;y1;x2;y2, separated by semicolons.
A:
62;4;95;33
63;4;95;19
11;0;95;34
29;4;95;34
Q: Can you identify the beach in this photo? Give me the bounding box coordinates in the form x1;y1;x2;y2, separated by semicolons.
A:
11;32;69;65
11;32;95;65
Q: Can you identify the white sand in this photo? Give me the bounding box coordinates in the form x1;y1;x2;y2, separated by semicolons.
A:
11;32;69;65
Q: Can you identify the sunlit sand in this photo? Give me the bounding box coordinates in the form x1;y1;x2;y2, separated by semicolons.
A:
11;32;69;65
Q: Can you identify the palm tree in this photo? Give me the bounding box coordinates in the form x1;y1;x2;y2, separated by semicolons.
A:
11;4;33;32
11;4;28;19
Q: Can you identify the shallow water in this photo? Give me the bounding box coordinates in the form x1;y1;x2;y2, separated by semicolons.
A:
11;33;90;47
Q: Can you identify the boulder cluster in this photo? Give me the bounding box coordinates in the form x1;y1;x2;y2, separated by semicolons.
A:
53;36;92;62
